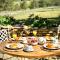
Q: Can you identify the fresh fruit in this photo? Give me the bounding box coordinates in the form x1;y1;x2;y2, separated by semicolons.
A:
46;43;54;48
31;40;37;43
10;43;17;48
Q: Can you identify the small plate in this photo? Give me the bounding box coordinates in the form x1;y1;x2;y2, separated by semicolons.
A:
5;43;24;50
43;44;60;50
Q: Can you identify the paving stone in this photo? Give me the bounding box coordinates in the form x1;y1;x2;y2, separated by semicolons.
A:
0;52;4;58
7;57;18;60
3;54;13;60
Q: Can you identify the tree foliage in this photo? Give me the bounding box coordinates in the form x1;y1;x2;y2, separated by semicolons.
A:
0;15;60;28
0;0;60;11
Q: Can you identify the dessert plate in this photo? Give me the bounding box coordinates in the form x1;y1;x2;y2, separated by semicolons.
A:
43;44;60;50
5;43;24;50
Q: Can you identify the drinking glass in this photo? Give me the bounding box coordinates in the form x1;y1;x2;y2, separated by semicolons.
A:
33;30;37;36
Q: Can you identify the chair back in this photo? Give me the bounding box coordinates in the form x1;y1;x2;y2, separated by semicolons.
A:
0;29;9;42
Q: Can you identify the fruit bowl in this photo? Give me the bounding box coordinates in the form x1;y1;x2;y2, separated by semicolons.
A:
27;37;38;45
31;40;38;45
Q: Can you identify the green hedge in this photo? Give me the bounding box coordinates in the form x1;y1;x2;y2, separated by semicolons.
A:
0;15;60;28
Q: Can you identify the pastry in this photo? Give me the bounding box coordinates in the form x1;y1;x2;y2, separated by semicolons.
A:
10;43;18;49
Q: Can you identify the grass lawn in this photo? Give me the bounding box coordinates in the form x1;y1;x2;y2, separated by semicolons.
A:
0;7;60;19
13;9;60;19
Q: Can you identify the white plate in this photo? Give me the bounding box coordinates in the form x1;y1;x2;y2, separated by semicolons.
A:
5;43;24;50
43;44;60;50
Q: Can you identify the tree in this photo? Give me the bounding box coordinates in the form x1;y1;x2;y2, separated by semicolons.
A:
39;0;44;7
0;0;16;10
20;1;28;9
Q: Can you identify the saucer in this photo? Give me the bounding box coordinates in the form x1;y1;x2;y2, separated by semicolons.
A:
23;45;34;52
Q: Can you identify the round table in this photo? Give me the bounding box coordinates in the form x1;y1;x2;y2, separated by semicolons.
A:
0;41;60;59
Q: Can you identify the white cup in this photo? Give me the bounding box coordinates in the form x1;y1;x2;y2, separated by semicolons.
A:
24;45;34;51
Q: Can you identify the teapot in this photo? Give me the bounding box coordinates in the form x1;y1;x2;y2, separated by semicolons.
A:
38;37;46;45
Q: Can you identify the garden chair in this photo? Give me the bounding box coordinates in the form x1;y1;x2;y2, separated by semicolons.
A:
0;28;13;60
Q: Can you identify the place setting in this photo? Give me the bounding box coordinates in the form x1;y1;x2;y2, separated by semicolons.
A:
42;36;60;51
43;43;60;50
3;42;24;52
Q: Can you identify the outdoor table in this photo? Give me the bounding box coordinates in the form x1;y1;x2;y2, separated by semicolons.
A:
0;40;60;59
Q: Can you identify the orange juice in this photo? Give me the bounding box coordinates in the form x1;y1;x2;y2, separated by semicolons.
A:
12;34;17;40
33;30;37;36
